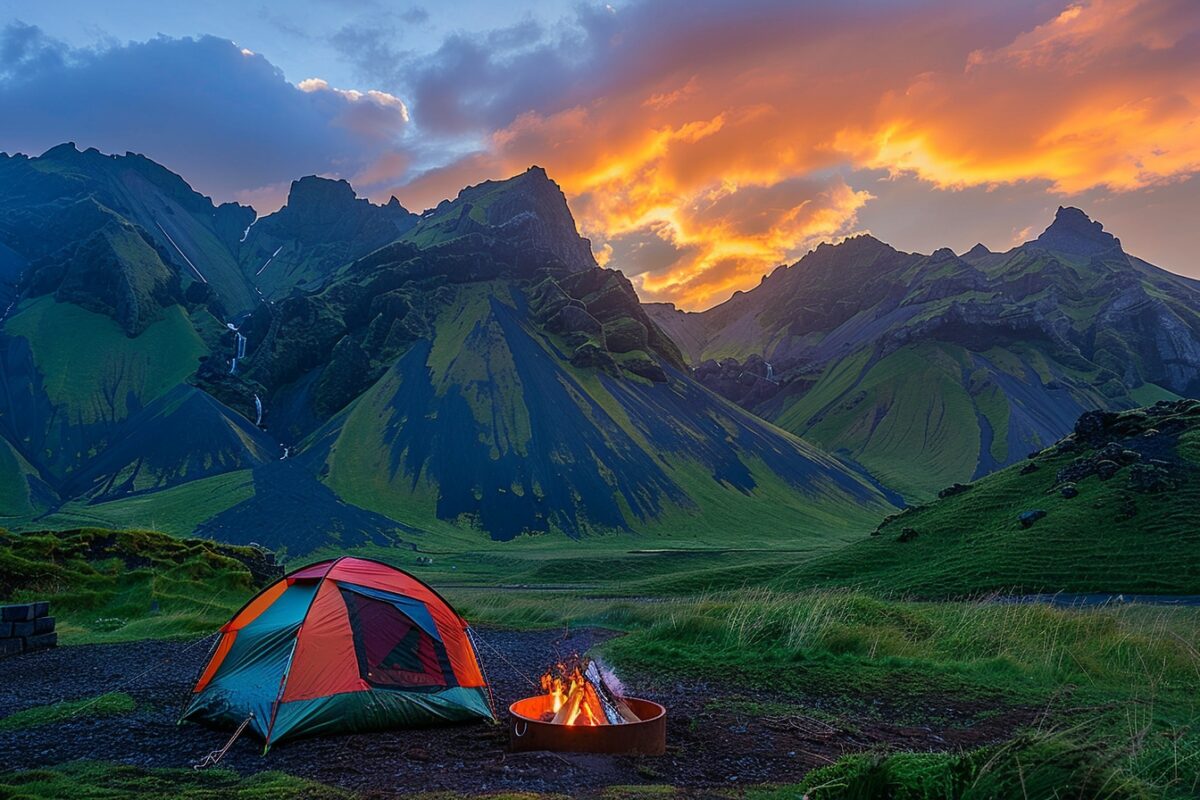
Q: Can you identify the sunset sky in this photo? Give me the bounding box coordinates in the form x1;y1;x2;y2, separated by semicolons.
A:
3;0;1197;309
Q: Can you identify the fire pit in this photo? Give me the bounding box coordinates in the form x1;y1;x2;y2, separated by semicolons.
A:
508;659;666;755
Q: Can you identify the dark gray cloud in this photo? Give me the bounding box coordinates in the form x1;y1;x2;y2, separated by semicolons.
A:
0;22;410;208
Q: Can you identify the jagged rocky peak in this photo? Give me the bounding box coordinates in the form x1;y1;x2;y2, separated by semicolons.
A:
1034;206;1122;258
286;176;369;215
420;165;598;272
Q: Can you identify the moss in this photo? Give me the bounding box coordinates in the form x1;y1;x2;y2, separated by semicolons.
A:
0;693;135;732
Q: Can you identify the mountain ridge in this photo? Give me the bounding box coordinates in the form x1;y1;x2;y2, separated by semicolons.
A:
647;207;1200;500
0;144;893;548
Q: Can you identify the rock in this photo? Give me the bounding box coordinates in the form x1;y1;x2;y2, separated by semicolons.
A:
1127;463;1176;493
547;304;603;341
1060;483;1079;499
1018;509;1047;529
938;483;972;499
1020;462;1040;475
621;356;668;383
570;342;618;374
897;527;920;543
1074;410;1119;440
601;316;649;353
1095;460;1121;480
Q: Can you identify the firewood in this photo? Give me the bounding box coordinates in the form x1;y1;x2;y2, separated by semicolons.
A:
584;660;639;723
551;683;583;725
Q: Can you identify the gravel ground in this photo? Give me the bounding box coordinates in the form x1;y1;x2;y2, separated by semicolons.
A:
0;628;1035;796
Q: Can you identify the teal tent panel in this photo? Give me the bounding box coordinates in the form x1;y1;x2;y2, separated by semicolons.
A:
182;621;301;739
267;686;493;746
181;581;319;739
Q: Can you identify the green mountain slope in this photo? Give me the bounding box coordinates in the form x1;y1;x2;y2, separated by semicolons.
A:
0;147;892;550
648;209;1200;501
793;400;1200;597
318;280;892;540
0;144;258;317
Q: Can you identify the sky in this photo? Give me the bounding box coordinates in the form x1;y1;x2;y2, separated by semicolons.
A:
2;0;1198;310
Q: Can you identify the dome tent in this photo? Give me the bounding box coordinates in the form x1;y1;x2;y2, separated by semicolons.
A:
181;556;493;749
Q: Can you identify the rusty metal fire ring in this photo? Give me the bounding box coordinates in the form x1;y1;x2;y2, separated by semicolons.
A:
508;695;666;755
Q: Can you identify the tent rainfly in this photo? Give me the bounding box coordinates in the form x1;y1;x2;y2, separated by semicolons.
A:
181;556;493;749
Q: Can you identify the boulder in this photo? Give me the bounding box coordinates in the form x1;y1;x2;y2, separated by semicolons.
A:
1060;483;1079;499
570;343;618;375
897;527;920;543
1018;509;1047;528
1020;462;1040;475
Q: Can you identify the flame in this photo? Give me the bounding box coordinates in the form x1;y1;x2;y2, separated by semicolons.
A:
538;661;608;726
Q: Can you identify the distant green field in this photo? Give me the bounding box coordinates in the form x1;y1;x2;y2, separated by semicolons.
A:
28;471;255;537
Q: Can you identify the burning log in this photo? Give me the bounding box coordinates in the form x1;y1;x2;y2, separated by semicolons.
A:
541;657;639;726
585;660;639;724
512;656;665;754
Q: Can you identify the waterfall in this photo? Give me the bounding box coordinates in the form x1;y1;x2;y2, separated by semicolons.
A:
253;393;263;427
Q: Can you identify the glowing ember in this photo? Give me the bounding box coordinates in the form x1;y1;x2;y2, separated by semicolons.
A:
537;657;639;726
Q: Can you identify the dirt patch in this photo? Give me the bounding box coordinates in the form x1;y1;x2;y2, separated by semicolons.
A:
0;629;1036;796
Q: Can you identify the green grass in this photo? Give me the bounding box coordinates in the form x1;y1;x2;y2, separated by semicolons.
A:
0;693;134;732
3;297;206;425
5;524;1200;797
28;471;255;537
792;405;1200;597
0;762;350;799
0;528;263;643
0;436;41;517
774;344;983;501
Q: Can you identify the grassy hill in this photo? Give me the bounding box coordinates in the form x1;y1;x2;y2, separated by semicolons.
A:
0;527;279;642
792;399;1200;597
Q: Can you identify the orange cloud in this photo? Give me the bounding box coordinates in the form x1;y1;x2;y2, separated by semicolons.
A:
392;0;1200;309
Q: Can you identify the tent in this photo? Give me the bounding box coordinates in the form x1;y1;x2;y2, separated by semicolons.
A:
181;556;493;749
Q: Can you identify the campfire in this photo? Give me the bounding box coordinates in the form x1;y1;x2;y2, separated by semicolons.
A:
538;658;641;726
509;657;666;755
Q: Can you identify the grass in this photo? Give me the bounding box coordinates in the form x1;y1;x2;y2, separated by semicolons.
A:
0;528;264;642
3;525;1200;797
0;693;134;732
792;404;1200;597
27;471;256;537
3;296;206;425
0;762;350;799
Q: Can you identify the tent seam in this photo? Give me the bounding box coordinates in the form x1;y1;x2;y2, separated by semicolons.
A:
262;555;346;750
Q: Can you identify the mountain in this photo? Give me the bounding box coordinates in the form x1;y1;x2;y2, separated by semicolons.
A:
0;145;893;549
0;143;258;320
792;399;1200;597
238;176;418;302
648;208;1200;501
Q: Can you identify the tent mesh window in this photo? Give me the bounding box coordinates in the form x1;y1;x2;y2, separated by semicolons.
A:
339;587;457;691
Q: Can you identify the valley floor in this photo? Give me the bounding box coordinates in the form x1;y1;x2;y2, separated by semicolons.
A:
0;627;1036;798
